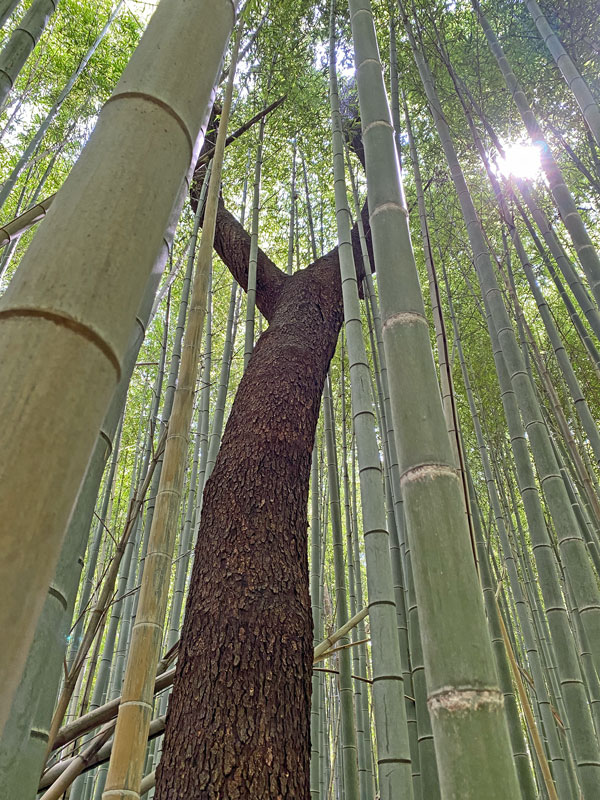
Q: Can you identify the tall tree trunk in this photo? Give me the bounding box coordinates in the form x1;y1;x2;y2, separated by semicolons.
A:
154;253;345;798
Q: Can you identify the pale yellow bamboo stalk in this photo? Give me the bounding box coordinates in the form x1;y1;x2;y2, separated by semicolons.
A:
313;607;368;660
140;771;156;796
0;0;236;736
497;603;559;800
54;610;367;754
39;723;116;800
102;26;242;800
0;192;55;248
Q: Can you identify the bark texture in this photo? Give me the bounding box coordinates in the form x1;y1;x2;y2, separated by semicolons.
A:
155;132;371;796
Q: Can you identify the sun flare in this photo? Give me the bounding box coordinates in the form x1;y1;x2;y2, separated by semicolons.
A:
495;142;542;181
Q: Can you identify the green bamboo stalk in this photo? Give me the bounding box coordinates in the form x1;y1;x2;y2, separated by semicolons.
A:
507;223;600;468
486;292;600;791
362;286;422;799
287;137;297;275
310;445;322;800
525;0;600;147
0;255;168;797
406;0;600;716
349;2;520;796
0;0;236;734
102;26;241;799
518;179;600;342
301;146;318;261
350;441;376;800
203;276;238;483
324;374;360;798
0;0;58;108
0;0;21;29
57;290;171;742
454;64;600;347
352;172;427;800
388;16;402;165
510;190;600;376
133;165;212;617
330;7;413;798
444;262;572;797
165;403;203;648
546;120;600;193
469;471;540;800
340;341;371;798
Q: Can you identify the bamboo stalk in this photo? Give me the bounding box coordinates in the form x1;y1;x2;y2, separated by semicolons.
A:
102;23;241;799
0;0;58;108
0;0;236;735
474;0;600;307
330;6;413;797
525;0;600;148
498;605;560;800
0;191;55;248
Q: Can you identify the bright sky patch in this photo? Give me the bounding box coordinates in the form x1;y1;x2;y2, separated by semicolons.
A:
496;142;542;181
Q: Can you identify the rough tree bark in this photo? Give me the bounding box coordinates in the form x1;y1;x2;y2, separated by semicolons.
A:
154;130;370;798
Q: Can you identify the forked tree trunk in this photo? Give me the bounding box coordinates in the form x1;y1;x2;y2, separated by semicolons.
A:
154;160;370;793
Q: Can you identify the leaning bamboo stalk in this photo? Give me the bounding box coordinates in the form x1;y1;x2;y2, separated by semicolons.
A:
403;15;600;785
445;264;575;798
45;429;166;756
525;0;600;148
0;191;55;248
102;28;241;798
40;723;117;800
40;717;168;792
468;472;539;800
455;61;600;346
446;56;600;471
498;603;559;800
473;0;600;308
314;607;369;661
0;0;58;108
0;0;236;735
52;610;367;759
0;0;21;29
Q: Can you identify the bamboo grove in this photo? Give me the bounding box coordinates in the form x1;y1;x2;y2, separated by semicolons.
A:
0;0;600;796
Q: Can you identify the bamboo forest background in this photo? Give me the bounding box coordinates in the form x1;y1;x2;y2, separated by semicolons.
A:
1;0;600;797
